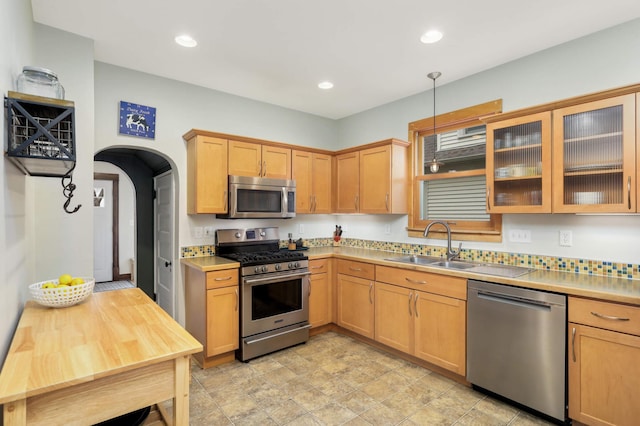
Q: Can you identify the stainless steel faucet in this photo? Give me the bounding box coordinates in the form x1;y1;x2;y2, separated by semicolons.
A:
423;220;461;261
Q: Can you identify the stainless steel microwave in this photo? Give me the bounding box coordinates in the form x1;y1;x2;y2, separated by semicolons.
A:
218;175;296;219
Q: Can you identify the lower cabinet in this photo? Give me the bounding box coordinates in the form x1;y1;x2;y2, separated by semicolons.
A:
375;266;467;376
185;266;239;368
336;273;375;338
568;297;640;426
309;258;331;328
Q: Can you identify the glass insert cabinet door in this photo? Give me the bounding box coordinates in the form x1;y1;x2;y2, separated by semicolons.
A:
486;112;552;213
552;94;636;213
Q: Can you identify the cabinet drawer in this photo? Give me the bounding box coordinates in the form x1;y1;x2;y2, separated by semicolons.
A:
206;269;239;289
569;296;640;336
337;259;375;280
376;265;466;300
309;258;329;274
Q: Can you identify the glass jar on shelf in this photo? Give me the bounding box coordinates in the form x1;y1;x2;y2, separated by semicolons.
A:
16;66;65;99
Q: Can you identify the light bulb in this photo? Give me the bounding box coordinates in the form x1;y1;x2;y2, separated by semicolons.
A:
430;160;440;173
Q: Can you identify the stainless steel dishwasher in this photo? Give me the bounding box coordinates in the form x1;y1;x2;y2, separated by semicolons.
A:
467;280;567;422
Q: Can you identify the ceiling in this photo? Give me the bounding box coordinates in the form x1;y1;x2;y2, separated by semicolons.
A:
32;1;640;119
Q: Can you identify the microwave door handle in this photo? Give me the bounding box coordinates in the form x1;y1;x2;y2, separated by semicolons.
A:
282;186;288;217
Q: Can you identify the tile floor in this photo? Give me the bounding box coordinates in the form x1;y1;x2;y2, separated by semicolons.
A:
176;332;555;425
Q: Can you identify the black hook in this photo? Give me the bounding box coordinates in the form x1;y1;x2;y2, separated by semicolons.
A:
61;163;81;214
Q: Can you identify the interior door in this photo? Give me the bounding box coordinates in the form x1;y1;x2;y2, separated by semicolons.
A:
93;179;113;282
155;172;175;317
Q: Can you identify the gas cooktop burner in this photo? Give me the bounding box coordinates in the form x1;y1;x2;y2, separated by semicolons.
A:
222;250;307;266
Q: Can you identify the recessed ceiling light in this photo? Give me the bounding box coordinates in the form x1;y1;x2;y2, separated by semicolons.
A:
318;81;334;90
420;30;443;44
175;35;197;48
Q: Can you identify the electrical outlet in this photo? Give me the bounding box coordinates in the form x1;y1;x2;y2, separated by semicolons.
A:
384;224;391;234
559;230;573;247
193;227;203;239
298;224;305;234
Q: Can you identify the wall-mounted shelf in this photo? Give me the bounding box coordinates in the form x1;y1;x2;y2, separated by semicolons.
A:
5;91;75;177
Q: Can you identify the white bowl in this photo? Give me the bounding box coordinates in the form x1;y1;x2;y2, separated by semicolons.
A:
573;192;603;204
29;278;95;308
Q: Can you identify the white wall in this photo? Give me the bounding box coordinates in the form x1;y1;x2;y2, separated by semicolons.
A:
335;18;640;264
0;0;34;365
94;161;136;276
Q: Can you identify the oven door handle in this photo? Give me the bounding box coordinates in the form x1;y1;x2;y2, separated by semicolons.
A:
243;271;310;285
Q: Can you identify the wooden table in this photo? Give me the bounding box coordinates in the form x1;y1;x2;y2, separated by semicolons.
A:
0;288;202;425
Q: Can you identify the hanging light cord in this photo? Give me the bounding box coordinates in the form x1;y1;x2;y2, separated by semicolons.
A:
61;162;81;214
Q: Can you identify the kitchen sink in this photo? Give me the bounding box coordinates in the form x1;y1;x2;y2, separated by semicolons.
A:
429;260;477;270
384;255;442;266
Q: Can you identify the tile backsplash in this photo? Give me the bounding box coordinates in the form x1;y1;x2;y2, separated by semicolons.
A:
181;237;639;280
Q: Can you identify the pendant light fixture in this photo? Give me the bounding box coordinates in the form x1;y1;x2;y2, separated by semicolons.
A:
427;71;443;173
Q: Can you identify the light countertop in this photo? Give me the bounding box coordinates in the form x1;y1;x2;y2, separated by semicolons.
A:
182;246;640;306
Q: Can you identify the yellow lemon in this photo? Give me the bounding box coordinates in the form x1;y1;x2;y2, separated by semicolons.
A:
42;282;56;289
58;274;73;286
71;277;85;286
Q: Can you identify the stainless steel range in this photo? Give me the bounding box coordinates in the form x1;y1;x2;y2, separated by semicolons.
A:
215;227;310;361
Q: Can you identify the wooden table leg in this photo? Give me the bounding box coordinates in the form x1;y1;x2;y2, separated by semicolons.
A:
173;355;190;426
3;398;26;425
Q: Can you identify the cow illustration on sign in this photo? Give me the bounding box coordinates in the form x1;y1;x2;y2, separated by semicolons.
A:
119;101;156;139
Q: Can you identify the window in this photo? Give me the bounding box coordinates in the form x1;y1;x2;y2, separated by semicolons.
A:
408;100;503;242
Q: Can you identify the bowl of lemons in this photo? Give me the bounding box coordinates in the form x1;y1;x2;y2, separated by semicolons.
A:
29;274;95;308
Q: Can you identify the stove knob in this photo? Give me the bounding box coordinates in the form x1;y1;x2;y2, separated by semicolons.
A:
288;262;293;269
260;230;266;237
254;266;261;274
275;264;282;271
262;265;268;273
235;232;242;239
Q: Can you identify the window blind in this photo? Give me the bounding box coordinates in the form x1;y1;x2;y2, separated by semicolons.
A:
423;175;489;221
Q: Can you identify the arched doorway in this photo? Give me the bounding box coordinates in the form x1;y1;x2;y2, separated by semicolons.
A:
93;148;173;305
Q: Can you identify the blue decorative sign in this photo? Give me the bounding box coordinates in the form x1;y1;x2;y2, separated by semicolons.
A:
119;101;156;139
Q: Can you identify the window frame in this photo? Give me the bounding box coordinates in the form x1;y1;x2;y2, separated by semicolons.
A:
407;100;503;242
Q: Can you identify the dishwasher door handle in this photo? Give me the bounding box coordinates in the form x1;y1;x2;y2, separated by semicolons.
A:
477;290;552;311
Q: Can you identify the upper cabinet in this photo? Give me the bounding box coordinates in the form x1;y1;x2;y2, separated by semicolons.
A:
552;94;636;213
292;150;332;214
334;139;410;214
228;140;291;179
485;85;639;214
486;112;552;213
185;134;228;214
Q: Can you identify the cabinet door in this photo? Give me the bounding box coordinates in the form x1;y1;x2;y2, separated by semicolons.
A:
335;151;360;213
486;112;552;213
359;145;391;213
569;323;640;426
262;145;291;179
292;150;313;213
336;273;374;338
312;153;332;213
309;272;330;328
228;140;261;177
414;290;466;375
374;282;413;353
552;94;636;213
187;136;228;214
206;286;239;357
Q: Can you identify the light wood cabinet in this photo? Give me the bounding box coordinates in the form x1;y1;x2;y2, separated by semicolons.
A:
228;140;291;179
185;135;228;214
485;86;639;213
308;258;331;328
553;94;636;213
486;112;552;213
375;265;467;375
336;260;375;338
568;296;640;425
292;150;332;213
334;139;409;214
185;267;239;368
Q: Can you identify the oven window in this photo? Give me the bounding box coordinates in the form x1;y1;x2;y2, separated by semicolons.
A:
237;189;282;213
251;278;302;320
